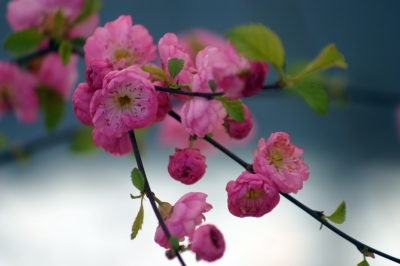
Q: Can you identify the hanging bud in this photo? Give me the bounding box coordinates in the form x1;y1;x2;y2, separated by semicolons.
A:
225;103;253;140
168;148;206;185
189;224;226;262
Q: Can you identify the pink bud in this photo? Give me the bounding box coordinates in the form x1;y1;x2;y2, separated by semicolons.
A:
168;148;206;185
226;171;280;217
155;91;172;122
241;62;269;97
72;82;94;126
85;59;113;90
189;224;225;262
226;103;253;140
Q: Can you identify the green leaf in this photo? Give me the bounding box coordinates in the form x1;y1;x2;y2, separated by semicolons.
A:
3;29;45;55
36;86;65;131
53;8;66;39
226;24;285;71
0;134;6;148
216;96;244;122
70;38;86;47
291;83;329;115
169;237;180;250
141;65;169;84
357;259;370;266
167;58;184;81
131;202;144;240
70;127;97;153
58;40;72;65
131;168;145;192
301;44;347;76
73;0;102;25
208;80;216;92
326;201;346;224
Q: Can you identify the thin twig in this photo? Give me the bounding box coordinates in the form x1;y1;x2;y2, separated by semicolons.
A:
155;86;223;97
167;110;400;265
128;130;186;266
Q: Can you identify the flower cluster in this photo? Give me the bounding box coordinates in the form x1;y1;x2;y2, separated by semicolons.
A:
226;132;309;217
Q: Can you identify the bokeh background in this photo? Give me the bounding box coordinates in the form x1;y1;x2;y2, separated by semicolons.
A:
1;1;400;265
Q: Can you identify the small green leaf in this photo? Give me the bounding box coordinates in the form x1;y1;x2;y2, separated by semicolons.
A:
357;259;370;266
226;24;285;72
70;38;86;47
0;134;6;148
70;127;97;153
208;80;216;92
301;44;347;76
73;0;102;25
53;8;66;39
169;237;180;250
3;29;45;55
131;201;144;240
326;201;346;224
167;58;184;81
291;83;329;115
131;168;145;192
58;40;72;65
216;96;244;122
36;86;65;131
141;65;169;84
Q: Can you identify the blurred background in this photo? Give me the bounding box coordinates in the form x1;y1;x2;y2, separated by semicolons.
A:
1;1;400;265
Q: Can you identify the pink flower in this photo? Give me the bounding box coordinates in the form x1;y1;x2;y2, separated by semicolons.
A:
154;192;212;248
155;91;172;122
189;224;225;262
86;59;113;91
84;15;157;70
178;28;227;62
90;66;157;138
168;148;206;185
181;98;227;138
158;33;194;84
7;0;98;38
72;82;94;126
252;133;309;194
225;103;253;140
0;61;38;123
241;62;269;97
226;171;280;217
37;53;78;99
92;128;132;156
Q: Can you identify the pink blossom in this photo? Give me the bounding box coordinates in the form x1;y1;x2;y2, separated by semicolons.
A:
168;148;206;185
90;66;157;138
252;133;309;194
72;82;94;126
225;103;253;140
226;171;280;217
84;15;157;70
154;192;212;248
158;33;194;84
92;128;132;156
37;53;78;99
241;62;269;97
85;59;113;91
0;61;38;123
178;28;227;61
155;91;172;122
181;98;227;138
189;224;225;262
7;0;98;38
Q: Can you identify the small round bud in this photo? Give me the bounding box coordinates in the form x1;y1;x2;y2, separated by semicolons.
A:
85;59;113;90
189;224;225;262
225;103;253;140
168;148;206;185
241;61;269;97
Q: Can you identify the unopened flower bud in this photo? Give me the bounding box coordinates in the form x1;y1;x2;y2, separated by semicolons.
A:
189;224;225;262
85;59;113;90
241;61;269;97
158;202;173;220
225;103;253;140
168;148;206;185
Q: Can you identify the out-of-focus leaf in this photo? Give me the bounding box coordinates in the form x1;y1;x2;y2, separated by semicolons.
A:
70;127;97;153
141;65;169;84
58;40;72;65
291;83;329;115
73;0;101;25
3;29;45;55
36;86;65;131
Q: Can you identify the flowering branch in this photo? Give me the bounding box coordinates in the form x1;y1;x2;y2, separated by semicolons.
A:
167;110;400;265
262;82;283;91
128;130;186;266
155;86;224;98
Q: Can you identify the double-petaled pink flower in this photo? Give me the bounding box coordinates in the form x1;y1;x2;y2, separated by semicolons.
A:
189;224;225;262
168;148;206;185
226;171;280;217
252;132;309;194
154;192;212;249
84;15;157;70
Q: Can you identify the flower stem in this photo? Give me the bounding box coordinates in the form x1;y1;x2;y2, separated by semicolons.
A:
128;130;186;266
155;85;224;98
